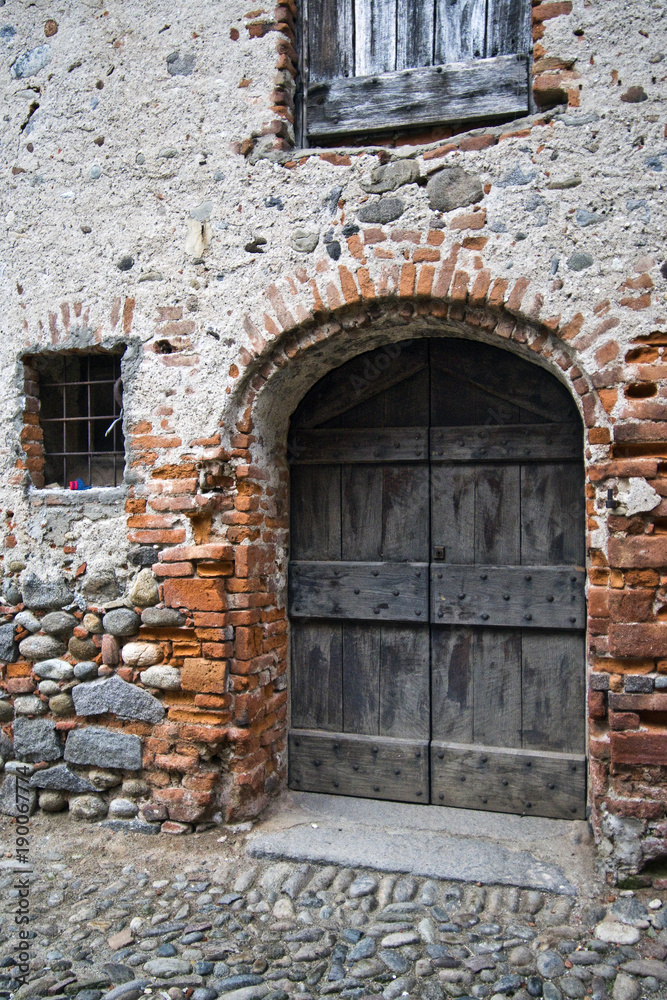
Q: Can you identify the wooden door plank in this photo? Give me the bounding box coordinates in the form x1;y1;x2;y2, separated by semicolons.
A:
291;622;343;731
430;340;578;424
381;367;431;427
431;565;586;629
430;741;586;819
343;623;381;735
289;729;429;802
430;424;581;463
290;561;429;622
522;632;586;754
431;626;474;742
474;464;521;565
289;427;429;464
434;0;487;64
397;0;435;69
430;465;475;564
306;54;529;138
342;466;383;560
292;347;427;430
487;0;530;57
473;628;522;748
355;0;398;76
290;465;341;560
380;625;430;738
521;462;585;566
381;465;430;561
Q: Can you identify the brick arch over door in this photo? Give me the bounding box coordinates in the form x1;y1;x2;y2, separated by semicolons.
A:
219;293;610;828
286;335;587;819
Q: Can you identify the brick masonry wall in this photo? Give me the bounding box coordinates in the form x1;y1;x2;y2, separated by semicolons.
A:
0;0;666;878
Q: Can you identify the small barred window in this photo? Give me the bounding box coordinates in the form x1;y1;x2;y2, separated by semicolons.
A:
23;350;125;489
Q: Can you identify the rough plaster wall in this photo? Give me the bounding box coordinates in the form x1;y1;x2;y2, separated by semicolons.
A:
0;0;665;572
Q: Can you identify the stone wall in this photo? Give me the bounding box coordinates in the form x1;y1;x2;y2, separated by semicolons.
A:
1;0;667;879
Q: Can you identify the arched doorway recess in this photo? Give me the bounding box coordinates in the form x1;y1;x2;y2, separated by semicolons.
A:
287;337;586;820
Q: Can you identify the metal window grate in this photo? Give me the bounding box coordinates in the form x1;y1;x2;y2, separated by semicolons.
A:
38;353;125;488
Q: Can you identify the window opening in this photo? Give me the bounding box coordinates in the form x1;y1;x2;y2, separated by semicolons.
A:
26;350;125;489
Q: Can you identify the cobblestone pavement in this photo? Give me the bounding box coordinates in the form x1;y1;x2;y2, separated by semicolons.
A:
1;816;667;1000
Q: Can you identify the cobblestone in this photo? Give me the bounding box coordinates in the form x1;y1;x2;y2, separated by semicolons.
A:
0;817;666;1000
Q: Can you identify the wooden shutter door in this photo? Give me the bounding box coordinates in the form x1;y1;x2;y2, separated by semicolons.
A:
288;341;431;803
301;0;531;142
428;340;586;819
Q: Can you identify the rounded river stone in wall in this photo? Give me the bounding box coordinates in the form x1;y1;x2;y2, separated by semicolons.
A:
40;611;78;635
102;608;141;636
141;607;186;627
121;641;162;667
426;166;484;213
19;635;67;661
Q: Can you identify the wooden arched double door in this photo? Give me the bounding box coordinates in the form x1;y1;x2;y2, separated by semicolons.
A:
287;338;586;819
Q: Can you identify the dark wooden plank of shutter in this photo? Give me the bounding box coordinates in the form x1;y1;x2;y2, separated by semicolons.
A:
343;623;381;735
431;626;474;742
397;0;435;69
487;0;530;57
290;561;428;622
290;465;341;560
381;465;430;561
522;632;586;754
289;427;428;464
355;0;397;76
380;624;430;738
291;622;343;731
430;741;586;819
430;465;475;564
430;424;581;463
434;0;487;63
474;464;520;565
473;628;522;748
307;0;354;83
289;729;429;802
306;54;528;139
521;461;585;566
431;565;586;629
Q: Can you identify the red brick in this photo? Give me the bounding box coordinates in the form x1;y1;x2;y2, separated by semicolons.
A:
609;623;667;658
128;529;185;545
154;787;212;822
163;578;227;612
399;263;416;297
609;711;640;731
588;689;606;720
154;753;198;772
610;731;667;766
449;210;486;231
162;543;233;563
180;657;228;694
532;1;573;21
610;693;667;712
608;589;655;623
235;626;263;659
608;536;667;568
152;561;195;578
588;588;609;618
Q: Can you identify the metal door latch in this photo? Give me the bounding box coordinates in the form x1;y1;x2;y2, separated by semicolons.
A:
433;546;446;560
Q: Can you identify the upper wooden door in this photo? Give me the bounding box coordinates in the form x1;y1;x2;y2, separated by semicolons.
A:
300;0;531;142
288;338;586;819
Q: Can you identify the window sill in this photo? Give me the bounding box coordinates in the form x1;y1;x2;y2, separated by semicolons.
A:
28;485;128;504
